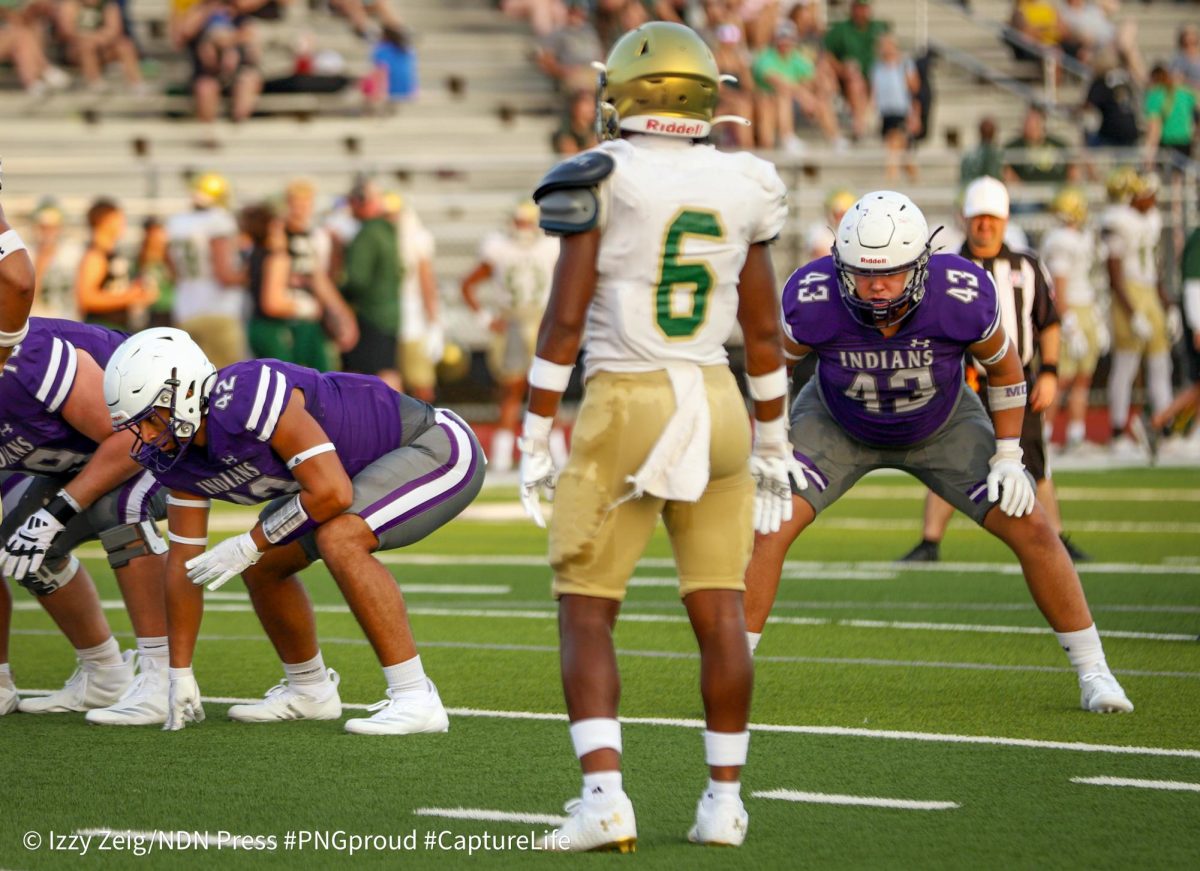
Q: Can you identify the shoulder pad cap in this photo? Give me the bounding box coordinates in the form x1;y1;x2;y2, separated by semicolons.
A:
533;151;616;201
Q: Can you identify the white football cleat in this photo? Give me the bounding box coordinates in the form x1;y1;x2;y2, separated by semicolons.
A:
1080;671;1134;713
228;670;342;723
18;650;134;713
541;791;637;853
688;792;749;847
0;672;18;715
85;656;169;726
344;679;449;735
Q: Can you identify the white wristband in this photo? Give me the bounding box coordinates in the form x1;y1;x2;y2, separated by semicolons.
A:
987;380;1027;411
993;437;1022;462
746;366;788;401
0;321;28;348
977;333;1010;367
168;532;208;546
528;356;573;393
262;494;310;544
0;229;27;262
753;415;788;445
286;442;335;470
521;411;554;443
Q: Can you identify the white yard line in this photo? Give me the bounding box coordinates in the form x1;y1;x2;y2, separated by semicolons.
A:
412;808;566;826
1070;776;1200;793
752;789;959;811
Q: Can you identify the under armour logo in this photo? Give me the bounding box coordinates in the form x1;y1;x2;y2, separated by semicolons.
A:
910;338;930;348
0;423;11;436
221;454;239;465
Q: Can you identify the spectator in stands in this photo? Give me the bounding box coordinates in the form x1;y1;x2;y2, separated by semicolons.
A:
786;0;841;105
822;0;883;140
0;4;66;95
1058;0;1143;83
369;25;418;106
870;32;920;181
960;117;1003;184
737;0;781;51
57;0;145;92
330;0;403;41
753;19;843;151
384;192;442;404
28;198;80;320
169;0;262;122
75;198;158;331
551;89;599;154
1143;63;1196;167
1006;0;1062;63
502;0;566;39
167;171;247;367
136;216;175;328
1082;50;1140;148
536;0;603;93
1170;25;1200;91
1002;104;1076;211
282;178;357;364
339;177;402;389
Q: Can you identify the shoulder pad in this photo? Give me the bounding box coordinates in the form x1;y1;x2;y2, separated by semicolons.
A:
533;151;616;201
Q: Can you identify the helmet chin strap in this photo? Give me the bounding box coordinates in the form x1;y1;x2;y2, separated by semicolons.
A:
711;115;752;128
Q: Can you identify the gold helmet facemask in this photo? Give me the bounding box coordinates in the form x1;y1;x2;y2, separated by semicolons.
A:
1050;186;1088;226
593;22;749;141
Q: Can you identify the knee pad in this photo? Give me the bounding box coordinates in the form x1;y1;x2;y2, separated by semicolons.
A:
19;555;80;597
99;521;168;569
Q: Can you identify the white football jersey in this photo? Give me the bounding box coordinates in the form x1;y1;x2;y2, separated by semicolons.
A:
1040;225;1097;307
584;136;787;378
1101;203;1159;288
478;229;559;316
167;207;245;323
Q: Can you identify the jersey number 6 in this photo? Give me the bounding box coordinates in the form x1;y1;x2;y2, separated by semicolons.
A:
654;209;724;340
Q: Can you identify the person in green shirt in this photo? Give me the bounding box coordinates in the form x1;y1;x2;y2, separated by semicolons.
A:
822;0;886;139
960;117;1005;184
340;178;402;388
751;20;842;150
1145;63;1196;166
1002;104;1077;211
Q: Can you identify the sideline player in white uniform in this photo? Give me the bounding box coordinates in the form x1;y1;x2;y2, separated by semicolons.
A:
517;22;796;851
1041;187;1106;452
386;193;442;404
461;201;561;471
1101;169;1179;458
167;173;247;368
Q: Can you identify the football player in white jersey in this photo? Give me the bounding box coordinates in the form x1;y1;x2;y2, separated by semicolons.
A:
517;22;796;851
166;173;247;368
461;201;561;471
1041;187;1106;453
1101;169;1179;458
386;193;442;404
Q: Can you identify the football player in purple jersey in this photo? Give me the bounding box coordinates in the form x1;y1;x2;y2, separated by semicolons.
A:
104;328;485;733
743;191;1132;714
0;318;170;723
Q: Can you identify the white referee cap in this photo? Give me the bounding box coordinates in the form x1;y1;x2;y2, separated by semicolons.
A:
962;175;1010;219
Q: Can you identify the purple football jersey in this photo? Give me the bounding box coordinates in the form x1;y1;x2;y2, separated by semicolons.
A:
153;360;431;504
0;318;127;475
781;254;1000;446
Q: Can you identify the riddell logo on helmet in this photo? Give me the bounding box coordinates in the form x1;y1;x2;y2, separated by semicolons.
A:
859;256;888;264
644;118;705;135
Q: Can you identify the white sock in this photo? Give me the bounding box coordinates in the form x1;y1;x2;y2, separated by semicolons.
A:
582;770;623;801
1066;420;1085;447
1145;352;1173;417
284;651;331;690
746;631;762;655
1107;351;1140;431
136;636;168;660
491;429;515;472
1055;624;1108;675
705;778;741;800
382;655;428;697
77;637;123;668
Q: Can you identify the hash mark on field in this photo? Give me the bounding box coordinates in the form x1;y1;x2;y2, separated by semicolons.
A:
753;789;959;811
1071;776;1200;793
413;808;566;826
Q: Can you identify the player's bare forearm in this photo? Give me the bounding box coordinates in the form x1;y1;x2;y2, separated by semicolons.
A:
165;495;210;666
737;242;787;421
528;230;599;419
62;435;144;509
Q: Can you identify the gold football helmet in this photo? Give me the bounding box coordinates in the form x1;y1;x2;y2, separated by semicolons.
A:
190;172;231;208
1104;166;1141;203
1050;186;1088;226
597;22;727;140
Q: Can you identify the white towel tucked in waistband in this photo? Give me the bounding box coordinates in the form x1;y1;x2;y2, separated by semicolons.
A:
612;363;711;506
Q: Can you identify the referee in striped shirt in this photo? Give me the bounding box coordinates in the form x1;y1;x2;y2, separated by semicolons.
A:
897;176;1090;563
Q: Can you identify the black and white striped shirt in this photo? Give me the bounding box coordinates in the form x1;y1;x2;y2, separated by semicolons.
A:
959;242;1059;370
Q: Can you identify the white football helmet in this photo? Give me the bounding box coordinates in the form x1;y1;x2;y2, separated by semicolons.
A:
832;190;933;327
104;328;217;472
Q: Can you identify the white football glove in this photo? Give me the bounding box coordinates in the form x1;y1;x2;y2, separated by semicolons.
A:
986;439;1036;517
1165;305;1184;345
517;412;558;529
424;322;446;364
1061;311;1089;362
164;672;205;732
1131;310;1154;342
749;417;807;536
185;531;263;591
2;508;66;581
